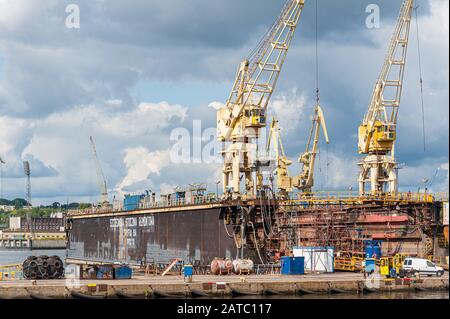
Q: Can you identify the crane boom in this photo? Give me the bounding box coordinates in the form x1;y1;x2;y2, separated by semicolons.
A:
218;0;305;197
267;104;329;196
358;0;413;195
89;136;108;205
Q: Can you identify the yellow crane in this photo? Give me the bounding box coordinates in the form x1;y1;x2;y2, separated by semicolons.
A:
358;0;413;195
293;104;329;193
267;104;329;196
267;118;293;197
217;0;305;198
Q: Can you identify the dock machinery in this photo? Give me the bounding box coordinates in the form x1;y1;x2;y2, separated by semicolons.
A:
267;104;329;197
217;0;305;198
358;0;413;195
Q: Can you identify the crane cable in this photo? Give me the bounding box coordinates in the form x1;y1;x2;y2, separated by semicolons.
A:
314;0;329;189
414;3;426;152
315;0;320;105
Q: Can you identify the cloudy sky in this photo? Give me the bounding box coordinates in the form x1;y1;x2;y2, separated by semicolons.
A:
0;0;448;205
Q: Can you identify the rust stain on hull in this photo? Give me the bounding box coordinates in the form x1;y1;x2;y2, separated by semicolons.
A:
67;208;239;265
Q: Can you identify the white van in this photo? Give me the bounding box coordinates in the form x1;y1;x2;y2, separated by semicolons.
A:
402;258;444;277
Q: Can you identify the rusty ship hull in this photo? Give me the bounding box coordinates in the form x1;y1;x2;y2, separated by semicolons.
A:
67;206;240;266
66;195;449;267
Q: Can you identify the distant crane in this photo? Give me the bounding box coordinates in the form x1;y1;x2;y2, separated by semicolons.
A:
0;156;5;200
418;168;440;193
267;118;293;197
357;0;414;195
89;136;109;206
267;104;329;197
427;168;440;188
294;104;329;193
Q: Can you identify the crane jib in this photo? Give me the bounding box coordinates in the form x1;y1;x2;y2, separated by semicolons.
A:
217;0;305;197
358;0;414;196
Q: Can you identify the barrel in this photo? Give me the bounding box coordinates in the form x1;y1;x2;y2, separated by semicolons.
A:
210;258;233;275
232;259;254;275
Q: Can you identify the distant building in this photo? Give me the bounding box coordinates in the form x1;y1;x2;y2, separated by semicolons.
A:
9;216;21;230
0;205;15;212
0;216;66;249
9;216;65;232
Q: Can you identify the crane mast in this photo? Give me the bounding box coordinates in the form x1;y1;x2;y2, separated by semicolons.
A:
358;0;413;195
89;136;109;206
217;0;305;198
267;118;293;197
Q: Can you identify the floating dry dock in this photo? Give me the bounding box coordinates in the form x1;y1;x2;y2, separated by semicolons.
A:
0;273;448;299
66;192;449;268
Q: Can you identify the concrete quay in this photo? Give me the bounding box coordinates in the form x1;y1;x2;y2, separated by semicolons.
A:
0;272;448;299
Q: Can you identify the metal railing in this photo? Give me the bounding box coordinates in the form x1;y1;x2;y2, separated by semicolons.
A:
255;264;281;275
140;195;219;209
68;191;448;217
68;194;221;216
282;191;447;205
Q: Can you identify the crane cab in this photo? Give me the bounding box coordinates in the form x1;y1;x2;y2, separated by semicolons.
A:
245;108;266;128
358;121;396;154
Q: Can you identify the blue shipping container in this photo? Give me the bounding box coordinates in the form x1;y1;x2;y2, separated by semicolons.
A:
183;265;193;277
97;265;114;279
124;194;145;211
281;256;304;275
114;265;132;279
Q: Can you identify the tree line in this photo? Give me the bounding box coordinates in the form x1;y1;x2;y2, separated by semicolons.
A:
0;198;93;228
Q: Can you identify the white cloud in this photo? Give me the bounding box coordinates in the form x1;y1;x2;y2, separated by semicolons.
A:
0;116;56;178
159;183;177;195
101;102;187;137
399;158;449;193
0;0;34;28
117;147;171;192
208;101;223;110
302;150;360;191
7;100;189;203
268;89;307;133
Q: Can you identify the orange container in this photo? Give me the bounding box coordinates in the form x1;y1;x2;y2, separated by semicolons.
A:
444;226;449;243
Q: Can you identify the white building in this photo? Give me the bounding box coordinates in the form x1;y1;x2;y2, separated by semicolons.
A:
0;205;15;212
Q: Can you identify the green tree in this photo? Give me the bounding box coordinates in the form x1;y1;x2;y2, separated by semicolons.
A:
52;202;61;209
79;203;92;209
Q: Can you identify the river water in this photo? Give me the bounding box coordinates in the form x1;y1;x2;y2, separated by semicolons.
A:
0;249;67;265
229;290;449;299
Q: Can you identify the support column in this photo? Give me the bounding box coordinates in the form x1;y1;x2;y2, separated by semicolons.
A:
370;164;379;195
388;167;398;195
232;150;240;195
